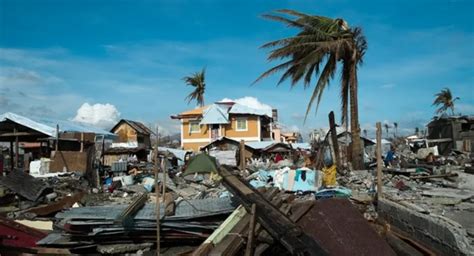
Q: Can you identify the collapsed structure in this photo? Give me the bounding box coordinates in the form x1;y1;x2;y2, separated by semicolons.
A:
0;110;473;255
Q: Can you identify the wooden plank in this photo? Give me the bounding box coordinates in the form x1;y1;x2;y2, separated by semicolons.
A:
245;203;257;256
208;188;279;256
240;140;246;170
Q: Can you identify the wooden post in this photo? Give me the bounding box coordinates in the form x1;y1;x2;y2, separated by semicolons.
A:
9;141;14;172
245;203;257;256
328;111;341;169
101;136;105;166
161;157;167;197
14;127;19;169
376;122;383;200
80;132;84;152
55;124;59;152
155;126;160;256
239;140;246;171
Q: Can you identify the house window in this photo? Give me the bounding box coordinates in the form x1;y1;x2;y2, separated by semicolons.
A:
236;117;248;131
189;120;201;133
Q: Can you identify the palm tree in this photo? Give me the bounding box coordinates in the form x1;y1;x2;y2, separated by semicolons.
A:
183;68;206;107
415;127;419;136
433;88;460;115
384;123;390;138
363;129;367;138
393;122;398;137
255;10;367;169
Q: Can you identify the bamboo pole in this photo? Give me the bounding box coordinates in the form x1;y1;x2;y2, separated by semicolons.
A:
376;122;383;200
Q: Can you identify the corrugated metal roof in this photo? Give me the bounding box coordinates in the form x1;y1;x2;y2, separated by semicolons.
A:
112;119;153;135
228;103;271;117
0;112;115;137
178;105;208;116
200;104;229;125
246;141;278;149
291;142;311;150
55;196;235;221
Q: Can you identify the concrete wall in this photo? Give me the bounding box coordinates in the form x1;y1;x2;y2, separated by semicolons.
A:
378;198;472;255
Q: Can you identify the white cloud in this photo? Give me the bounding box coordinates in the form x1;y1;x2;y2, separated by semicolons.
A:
380;83;396;89
457;103;474;115
221;96;273;116
72;103;121;129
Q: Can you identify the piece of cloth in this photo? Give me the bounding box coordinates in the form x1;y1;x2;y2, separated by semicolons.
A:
287;169;296;191
274;153;283;163
301;170;307;181
295;170;302;181
322;165;337;187
384;150;395;166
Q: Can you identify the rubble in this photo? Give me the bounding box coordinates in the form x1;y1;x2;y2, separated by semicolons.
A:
0;110;473;255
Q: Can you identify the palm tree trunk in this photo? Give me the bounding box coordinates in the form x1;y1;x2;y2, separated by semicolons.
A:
349;64;364;170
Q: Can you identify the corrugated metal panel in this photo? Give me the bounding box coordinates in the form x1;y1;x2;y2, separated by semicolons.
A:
0;112;115;137
228;103;271;117
56;197;235;221
200;104;229;125
297;198;396;256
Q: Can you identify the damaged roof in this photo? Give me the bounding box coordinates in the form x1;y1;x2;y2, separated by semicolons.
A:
199;104;229;125
111;119;154;135
174;101;272;120
0;112;115;137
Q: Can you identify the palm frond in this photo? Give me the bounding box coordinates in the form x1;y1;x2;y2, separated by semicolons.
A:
304;54;337;121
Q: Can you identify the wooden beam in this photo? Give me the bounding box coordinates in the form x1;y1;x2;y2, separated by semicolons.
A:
55;125;59;152
376;122;383;200
0;132;45;137
14;127;19;169
239;140;246;171
80;133;84;152
244;203;257;256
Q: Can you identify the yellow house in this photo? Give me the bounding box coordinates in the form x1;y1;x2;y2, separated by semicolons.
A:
172;101;274;151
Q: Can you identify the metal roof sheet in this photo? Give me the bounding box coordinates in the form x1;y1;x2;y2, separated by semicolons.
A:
228;103;271;117
0;112;115;137
200;104;229;125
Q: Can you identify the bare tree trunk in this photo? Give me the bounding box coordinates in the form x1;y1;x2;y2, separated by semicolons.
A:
349;64;364;170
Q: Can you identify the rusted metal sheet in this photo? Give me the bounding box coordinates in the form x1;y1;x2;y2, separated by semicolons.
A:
297;198;396;256
26;192;85;216
0;216;47;248
218;166;327;256
0;170;50;201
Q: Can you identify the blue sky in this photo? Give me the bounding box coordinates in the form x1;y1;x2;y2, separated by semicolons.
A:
0;0;473;137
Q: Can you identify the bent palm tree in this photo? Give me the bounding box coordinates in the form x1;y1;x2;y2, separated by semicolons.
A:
384;123;390;138
183;68;206;107
254;9;367;169
393;122;398;137
433;88;459;115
